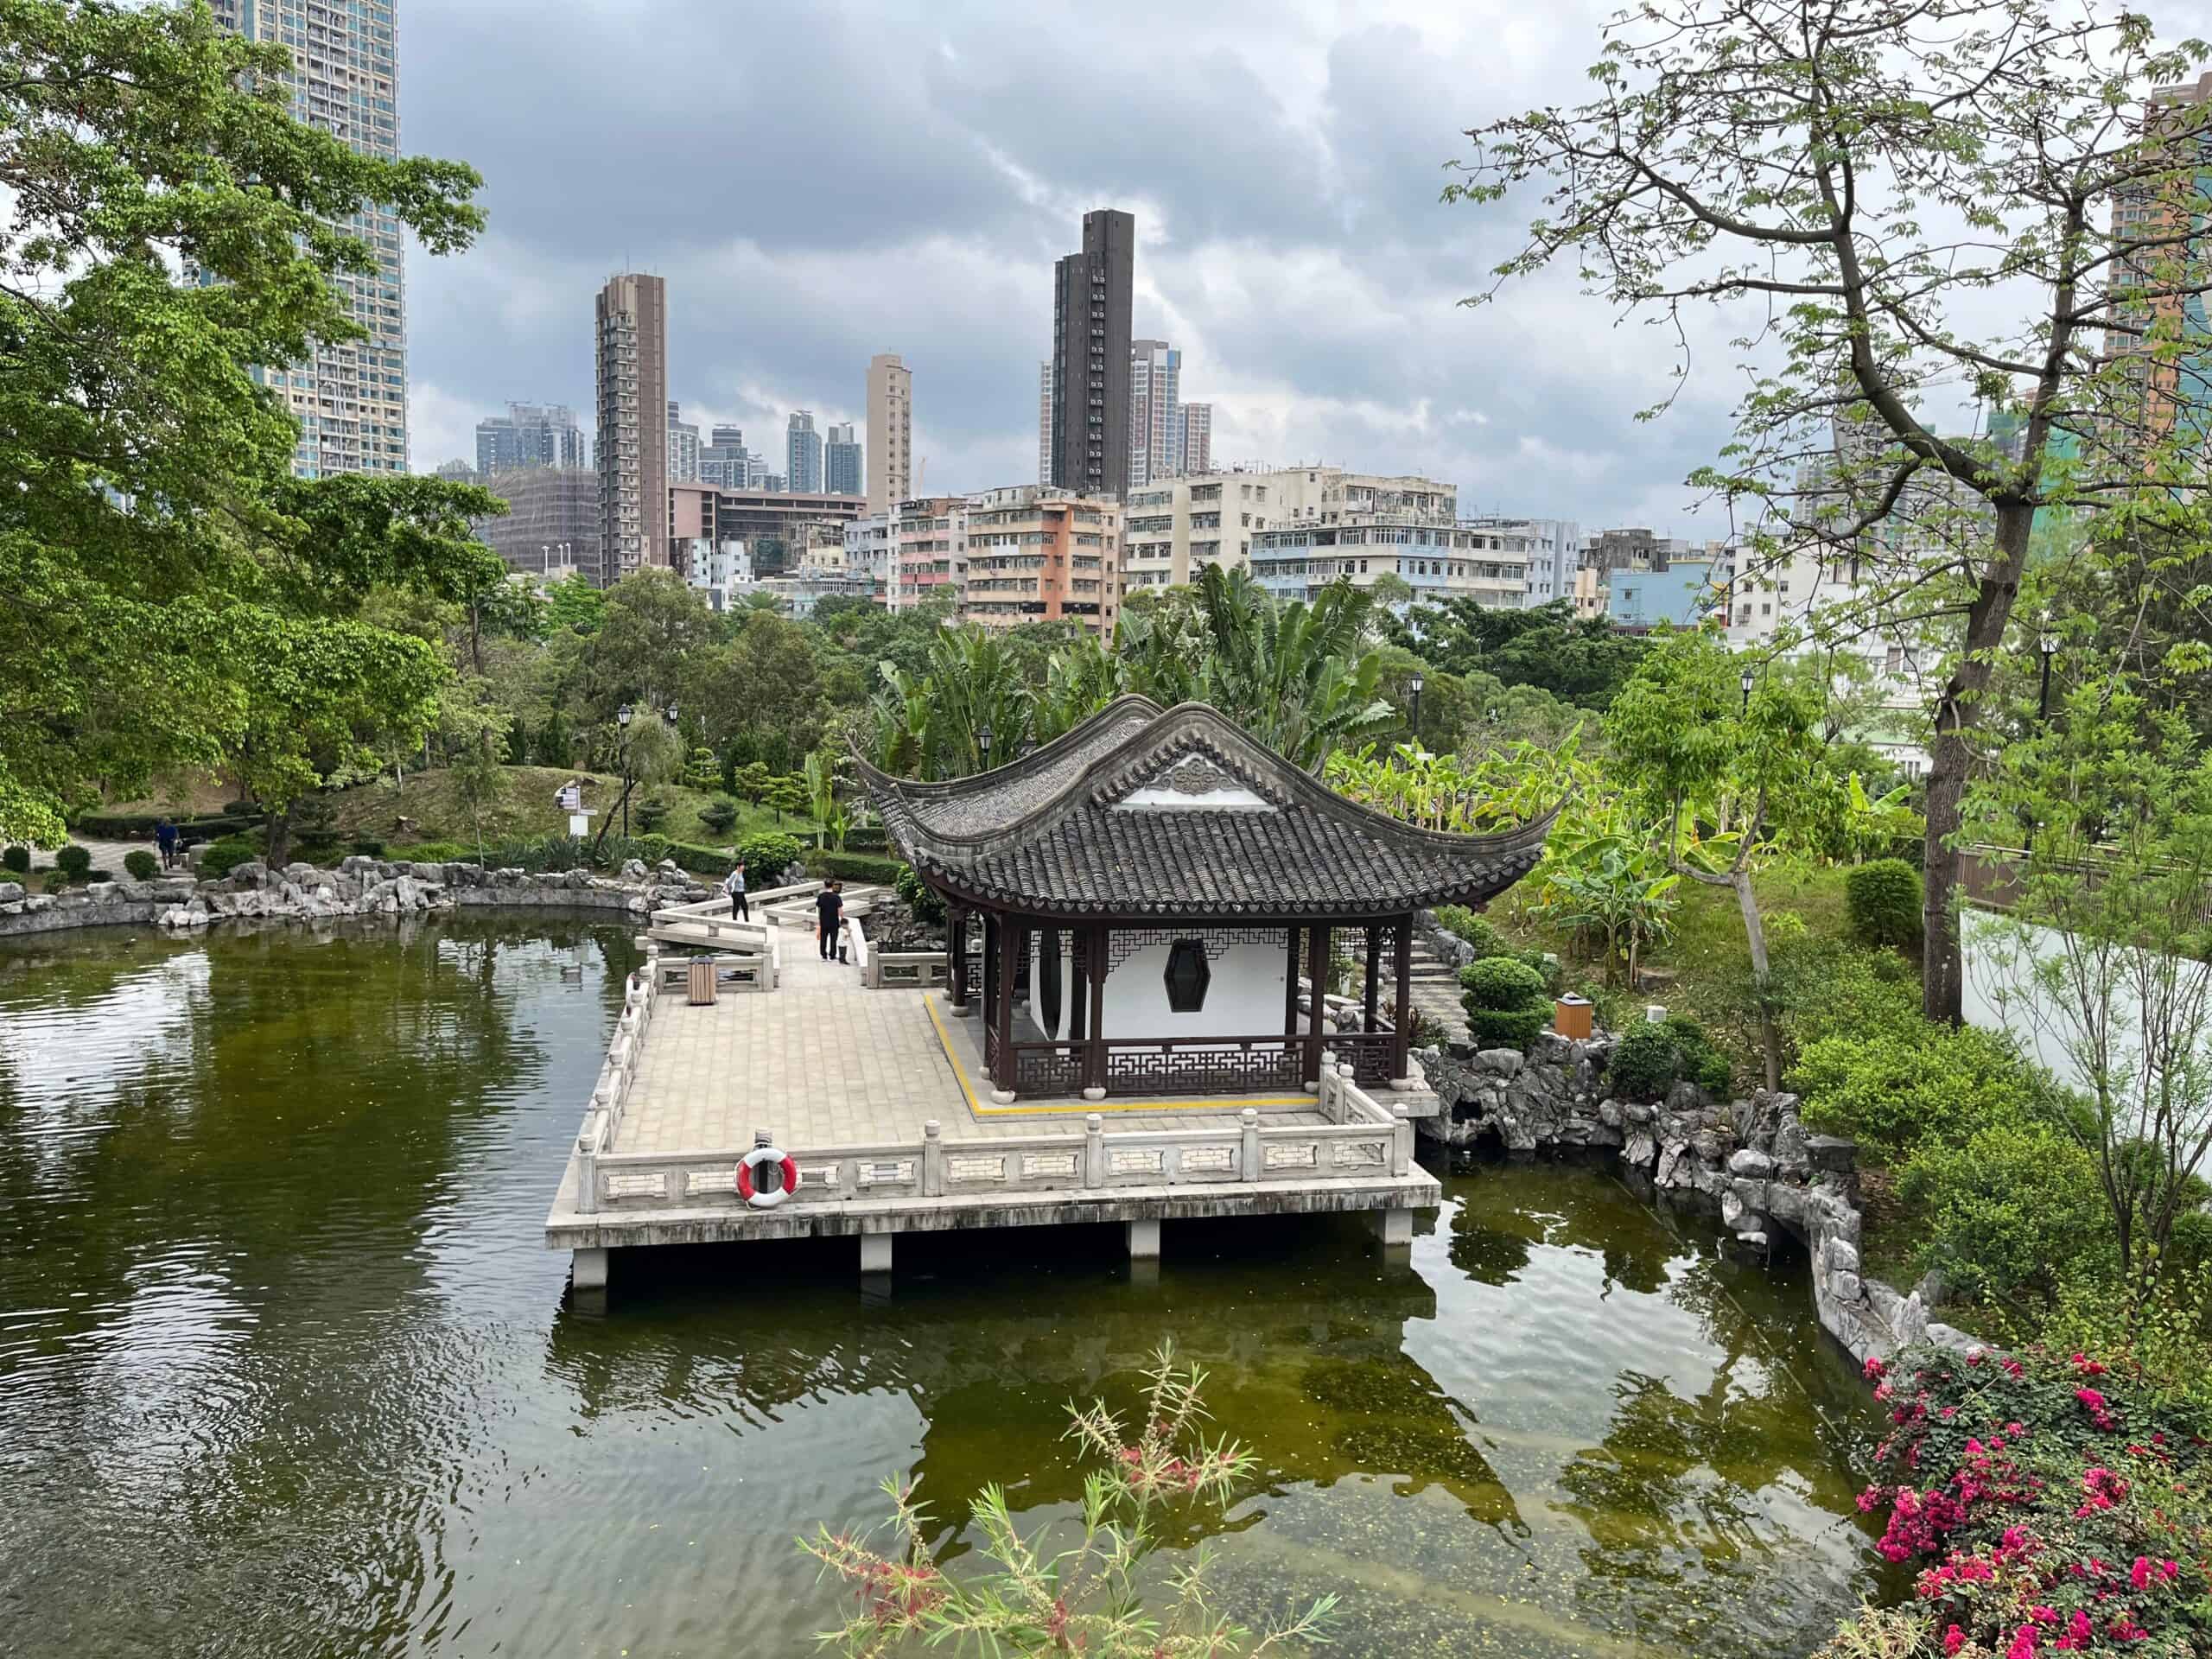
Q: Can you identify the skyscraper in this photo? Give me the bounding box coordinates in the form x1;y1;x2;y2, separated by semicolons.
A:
824;422;862;495
867;353;912;515
595;272;670;575
1178;404;1212;476
212;0;405;479
1128;339;1180;487
701;425;749;489
667;401;701;484
2108;71;2212;450
476;402;586;475
1049;209;1135;497
1036;360;1053;486
786;410;823;493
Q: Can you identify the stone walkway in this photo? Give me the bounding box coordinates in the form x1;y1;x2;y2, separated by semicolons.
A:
616;939;1328;1156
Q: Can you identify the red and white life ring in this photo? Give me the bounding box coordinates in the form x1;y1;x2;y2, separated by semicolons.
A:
736;1144;800;1209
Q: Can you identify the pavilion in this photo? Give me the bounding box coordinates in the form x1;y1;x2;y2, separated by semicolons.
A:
859;696;1556;1107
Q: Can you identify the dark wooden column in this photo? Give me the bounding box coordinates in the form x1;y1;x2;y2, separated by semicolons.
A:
1303;921;1332;1084
1391;915;1414;1080
1068;929;1087;1042
1363;925;1382;1033
947;902;969;1009
1282;925;1302;1038
982;911;999;1030
994;915;1021;1090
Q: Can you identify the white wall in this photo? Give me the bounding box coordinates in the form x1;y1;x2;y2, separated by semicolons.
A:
1097;939;1288;1042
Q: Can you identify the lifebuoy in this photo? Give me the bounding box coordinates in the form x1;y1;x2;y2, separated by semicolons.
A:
736;1144;800;1208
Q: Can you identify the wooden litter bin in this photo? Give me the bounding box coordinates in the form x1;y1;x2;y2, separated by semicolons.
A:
687;957;717;1006
1554;993;1592;1040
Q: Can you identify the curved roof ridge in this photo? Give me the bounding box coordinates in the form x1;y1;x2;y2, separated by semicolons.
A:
856;692;1166;807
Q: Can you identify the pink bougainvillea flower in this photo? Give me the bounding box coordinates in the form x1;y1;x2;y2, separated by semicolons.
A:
2132;1556;2152;1590
1943;1625;1967;1656
1864;1355;1887;1381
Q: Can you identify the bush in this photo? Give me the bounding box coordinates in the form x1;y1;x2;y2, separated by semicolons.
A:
197;836;258;880
736;830;804;882
1459;956;1551;1050
1608;1014;1732;1101
1434;905;1516;963
895;866;945;925
1846;858;1922;949
123;849;159;880
1790;1020;2043;1158
71;810;254;840
349;838;385;857
86;868;111;883
2;844;27;874
390;841;471;865
699;796;738;834
54;844;92;879
1897;1122;2112;1310
634;791;673;833
1850;1344;2212;1657
41;870;67;894
808;849;906;887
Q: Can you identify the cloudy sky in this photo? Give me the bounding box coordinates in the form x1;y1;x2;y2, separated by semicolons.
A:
399;0;2202;534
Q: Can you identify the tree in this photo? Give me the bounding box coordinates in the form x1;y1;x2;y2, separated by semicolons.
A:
1606;636;1834;1090
1959;680;2212;1306
0;0;482;844
1401;600;1648;710
585;569;717;724
440;687;510;866
763;773;809;826
539;575;606;639
1455;0;2211;1022
590;715;680;858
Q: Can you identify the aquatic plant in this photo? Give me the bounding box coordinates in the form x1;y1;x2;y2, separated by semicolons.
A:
801;1341;1337;1656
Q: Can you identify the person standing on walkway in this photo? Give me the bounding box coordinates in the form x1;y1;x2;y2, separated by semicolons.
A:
155;817;177;871
815;880;844;962
723;859;748;921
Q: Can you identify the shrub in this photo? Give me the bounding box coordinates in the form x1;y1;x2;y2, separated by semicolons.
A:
54;843;92;879
41;870;67;894
736;830;804;882
1460;956;1551;1050
197;836;258;880
391;841;471;865
349;838;385;857
124;849;159;880
86;868;111;883
634;791;672;833
894;866;945;925
699;796;738;834
1434;905;1516;963
1790;1020;2043;1158
1846;858;1923;949
2;844;27;874
809;849;906;887
1851;1344;2212;1657
1607;1014;1732;1101
1897;1122;2112;1310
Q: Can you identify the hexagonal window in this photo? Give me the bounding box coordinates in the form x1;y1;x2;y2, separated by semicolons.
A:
1162;938;1211;1014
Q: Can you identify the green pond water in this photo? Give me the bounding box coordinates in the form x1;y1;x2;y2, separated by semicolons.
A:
0;918;1887;1657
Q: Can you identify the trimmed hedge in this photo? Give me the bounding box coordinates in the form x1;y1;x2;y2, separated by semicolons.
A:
735;831;804;880
198;836;257;880
55;844;92;879
1459;956;1552;1051
1608;1014;1732;1101
73;811;253;840
3;844;29;874
1846;857;1923;948
389;840;472;864
808;849;906;887
124;849;159;880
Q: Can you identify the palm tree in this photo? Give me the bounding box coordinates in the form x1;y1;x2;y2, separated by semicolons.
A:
1185;566;1396;767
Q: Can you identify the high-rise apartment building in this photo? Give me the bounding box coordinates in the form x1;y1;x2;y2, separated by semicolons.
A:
211;0;405;478
2108;71;2212;451
475;402;585;475
1036;361;1053;485
824;422;862;495
964;486;1120;636
701;425;749;489
867;353;912;515
474;467;603;586
1049;209;1135;497
667;402;702;484
785;411;823;493
1128;339;1180;488
1178;404;1212;476
595;271;670;575
1461;517;1580;606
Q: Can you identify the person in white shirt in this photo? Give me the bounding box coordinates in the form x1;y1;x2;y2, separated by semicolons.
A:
722;860;748;921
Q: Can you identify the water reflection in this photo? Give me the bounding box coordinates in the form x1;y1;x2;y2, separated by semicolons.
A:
0;921;1880;1658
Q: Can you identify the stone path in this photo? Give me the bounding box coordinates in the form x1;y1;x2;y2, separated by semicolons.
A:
617;935;1328;1156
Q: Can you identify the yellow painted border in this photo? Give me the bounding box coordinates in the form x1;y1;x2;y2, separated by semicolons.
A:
922;993;1312;1117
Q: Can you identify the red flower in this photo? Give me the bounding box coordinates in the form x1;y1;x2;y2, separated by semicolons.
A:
1865;1355;1888;1382
2131;1556;2152;1590
1944;1626;1967;1656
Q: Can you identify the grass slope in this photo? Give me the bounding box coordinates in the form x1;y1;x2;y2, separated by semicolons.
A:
321;766;817;850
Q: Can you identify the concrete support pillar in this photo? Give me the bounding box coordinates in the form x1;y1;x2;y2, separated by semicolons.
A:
860;1231;893;1274
571;1247;609;1290
1127;1217;1161;1260
1373;1207;1413;1248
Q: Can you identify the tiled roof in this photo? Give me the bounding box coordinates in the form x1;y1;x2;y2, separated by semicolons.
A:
856;700;1554;919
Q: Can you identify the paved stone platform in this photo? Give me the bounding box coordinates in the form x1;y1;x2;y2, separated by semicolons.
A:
615;946;1327;1156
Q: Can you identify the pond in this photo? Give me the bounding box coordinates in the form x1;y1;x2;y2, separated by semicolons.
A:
0;918;1886;1656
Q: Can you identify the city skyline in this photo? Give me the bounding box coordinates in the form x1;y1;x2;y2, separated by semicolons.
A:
401;0;2201;531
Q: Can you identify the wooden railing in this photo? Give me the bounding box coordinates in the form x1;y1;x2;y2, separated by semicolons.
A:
566;1030;1414;1217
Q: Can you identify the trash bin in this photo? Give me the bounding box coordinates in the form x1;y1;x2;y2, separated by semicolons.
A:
1554;993;1592;1040
687;958;717;1007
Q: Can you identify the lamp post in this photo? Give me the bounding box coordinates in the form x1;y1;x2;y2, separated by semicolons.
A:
976;723;993;776
1739;666;1755;715
1408;671;1425;751
2037;612;2057;722
617;703;633;837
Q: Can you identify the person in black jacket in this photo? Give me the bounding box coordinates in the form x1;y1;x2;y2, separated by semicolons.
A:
815;880;845;962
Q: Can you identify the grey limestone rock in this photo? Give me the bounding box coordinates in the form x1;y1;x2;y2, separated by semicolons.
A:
1727;1147;1775;1179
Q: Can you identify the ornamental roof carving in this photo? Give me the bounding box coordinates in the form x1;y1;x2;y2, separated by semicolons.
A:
855;697;1558;920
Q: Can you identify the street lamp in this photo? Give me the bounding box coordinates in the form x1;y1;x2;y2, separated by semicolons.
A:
664;701;679;725
976;724;993;773
617;704;634;837
2037;611;2057;722
1739;666;1756;715
1408;671;1425;749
